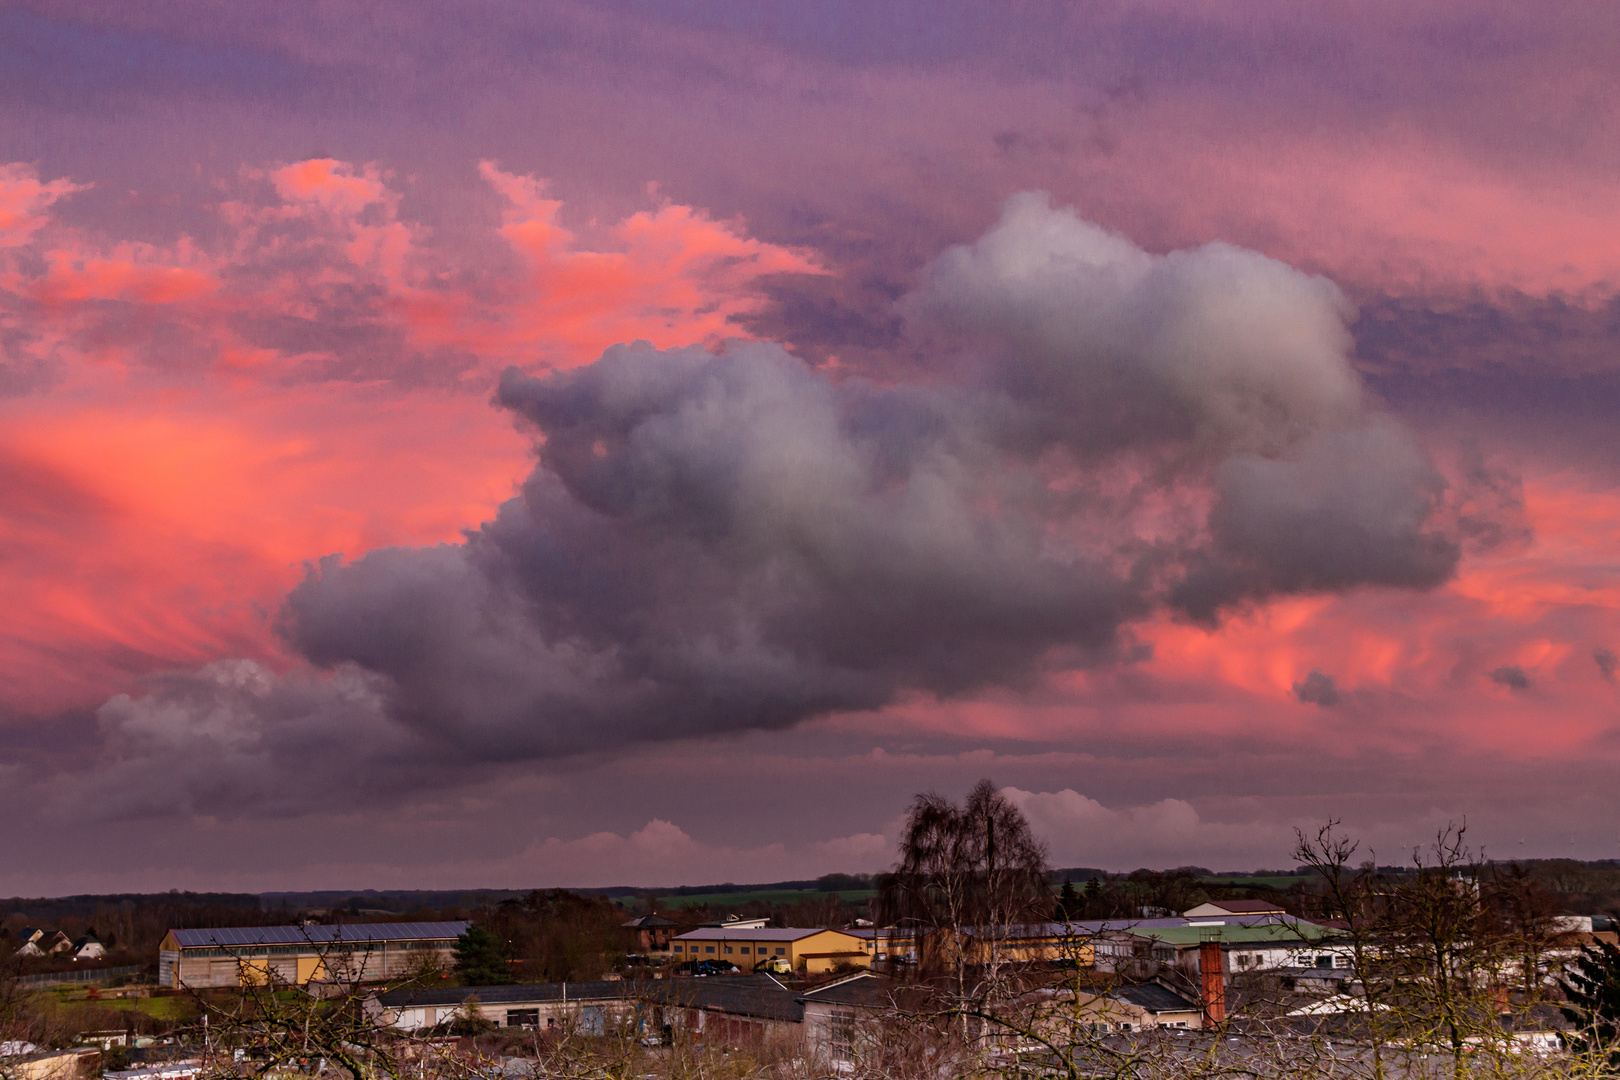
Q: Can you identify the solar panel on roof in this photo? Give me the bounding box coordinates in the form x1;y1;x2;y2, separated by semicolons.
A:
171;921;469;948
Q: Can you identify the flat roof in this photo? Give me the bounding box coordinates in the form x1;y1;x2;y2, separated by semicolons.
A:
379;976;803;1023
169;922;470;949
672;927;845;942
1115;922;1334;946
960;914;1317;938
379;981;627;1008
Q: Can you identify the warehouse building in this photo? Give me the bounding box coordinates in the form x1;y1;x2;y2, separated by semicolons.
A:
158;921;469;988
670;927;870;974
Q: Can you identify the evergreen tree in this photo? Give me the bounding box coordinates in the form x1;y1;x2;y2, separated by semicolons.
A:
1083;877;1103;917
1560;938;1620;1068
453;923;513;986
1055;878;1079;920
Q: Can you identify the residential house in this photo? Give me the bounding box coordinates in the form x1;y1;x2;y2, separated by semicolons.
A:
157;921;469;988
14;930;71;958
71;936;105;961
670;927;870;974
1091;983;1204;1031
622;915;678;953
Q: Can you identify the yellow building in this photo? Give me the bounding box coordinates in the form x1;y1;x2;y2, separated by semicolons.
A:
157;921;469;988
955;923;1097;966
670;927;870;974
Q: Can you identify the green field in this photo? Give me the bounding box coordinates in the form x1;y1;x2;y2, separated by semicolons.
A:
1197;876;1302;889
34;989;201;1027
615;888;876;910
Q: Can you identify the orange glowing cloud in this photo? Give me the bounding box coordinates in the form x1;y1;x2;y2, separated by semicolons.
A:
835;462;1620;770
0;157;818;714
475;161;823;365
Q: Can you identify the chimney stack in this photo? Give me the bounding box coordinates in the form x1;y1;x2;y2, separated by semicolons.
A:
1199;939;1226;1024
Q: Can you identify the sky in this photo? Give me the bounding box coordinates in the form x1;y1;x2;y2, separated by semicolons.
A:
3;0;1620;895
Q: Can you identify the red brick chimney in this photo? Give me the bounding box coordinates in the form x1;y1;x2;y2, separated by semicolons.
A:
1199;939;1226;1024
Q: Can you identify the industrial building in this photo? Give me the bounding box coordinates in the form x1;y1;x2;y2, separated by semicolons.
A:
157;921;469;988
669;927;869;974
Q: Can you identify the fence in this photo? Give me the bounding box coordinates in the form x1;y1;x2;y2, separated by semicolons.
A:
15;965;144;988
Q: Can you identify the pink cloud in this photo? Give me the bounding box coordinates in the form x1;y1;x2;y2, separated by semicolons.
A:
0;164;86;249
0;157;816;714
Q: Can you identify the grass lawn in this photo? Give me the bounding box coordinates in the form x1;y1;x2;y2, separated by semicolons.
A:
40;989;201;1025
615;888;876;909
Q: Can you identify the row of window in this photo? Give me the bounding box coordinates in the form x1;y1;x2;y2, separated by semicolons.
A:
671;944;787;956
178;942;450;958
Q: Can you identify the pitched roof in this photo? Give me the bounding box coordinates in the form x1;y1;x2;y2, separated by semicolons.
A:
657;975;803;1022
800;973;899;1008
1112;983;1199;1014
622;915;678;929
1192;900;1287;915
170;921;469;948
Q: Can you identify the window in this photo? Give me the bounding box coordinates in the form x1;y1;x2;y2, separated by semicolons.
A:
673;945;683;953
775;948;785;956
740;947;750;954
506;1010;539;1028
831;1009;856;1060
705;946;715;954
1315;955;1332;969
1119;1023;1132;1032
724;947;733;954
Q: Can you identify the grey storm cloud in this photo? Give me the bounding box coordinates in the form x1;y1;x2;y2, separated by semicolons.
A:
80;193;1511;814
1596;648;1618;682
1293;670;1340;707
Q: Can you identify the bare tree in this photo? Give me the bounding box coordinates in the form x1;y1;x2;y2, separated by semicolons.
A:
882;778;1051;1045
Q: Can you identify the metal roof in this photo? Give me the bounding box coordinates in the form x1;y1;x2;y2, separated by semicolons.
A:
378;981;629;1008
378;975;803;1023
657;975;803;1022
1111;922;1334;946
799;973;902;1008
170;921;469;948
671;927;843;942
1187;900;1287;915
1112;983;1200;1014
959;915;1320;939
